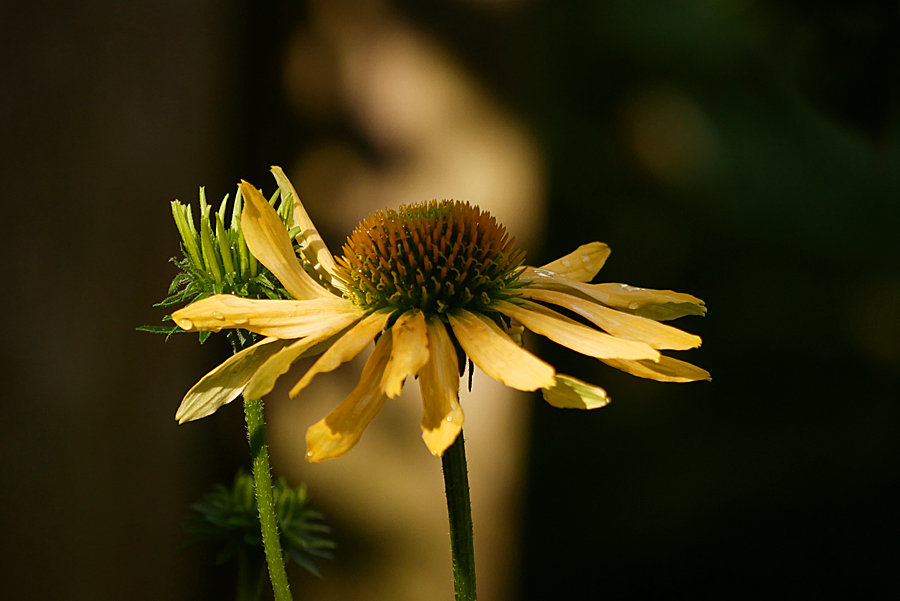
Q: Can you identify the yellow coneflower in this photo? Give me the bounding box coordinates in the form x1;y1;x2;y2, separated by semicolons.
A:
172;167;709;462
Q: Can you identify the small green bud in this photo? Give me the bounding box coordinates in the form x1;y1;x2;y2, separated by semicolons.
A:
142;183;302;343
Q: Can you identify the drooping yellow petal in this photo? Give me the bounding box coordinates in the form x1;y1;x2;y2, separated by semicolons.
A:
239;181;332;301
520;288;701;350
540;242;610;282
380;309;429;398
306;331;393;462
270;166;343;291
519;270;706;321
447;309;556;391
243;321;358;400
172;294;364;339
290;309;392;397
584;283;707;321
495;299;660;361
175;337;291;423
419;317;464;456
602;356;711;382
542;374;611;410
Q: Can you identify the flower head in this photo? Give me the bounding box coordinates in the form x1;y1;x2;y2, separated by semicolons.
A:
172;167;709;462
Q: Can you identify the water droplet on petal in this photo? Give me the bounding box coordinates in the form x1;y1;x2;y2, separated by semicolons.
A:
446;416;453;422
628;301;639;309
561;258;571;267
212;311;225;320
178;318;193;329
580;254;592;264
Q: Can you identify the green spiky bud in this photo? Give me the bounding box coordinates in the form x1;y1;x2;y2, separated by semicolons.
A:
141;184;299;344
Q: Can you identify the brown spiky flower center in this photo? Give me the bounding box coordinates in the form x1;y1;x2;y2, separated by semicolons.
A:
337;200;526;314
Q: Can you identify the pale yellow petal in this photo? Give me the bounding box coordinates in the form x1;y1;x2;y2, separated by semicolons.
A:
542;374;611;410
585;283;706;321
447;309;556;391
239;181;332;301
290;309;392;397
381;309;430;398
172;294;364;339
271;166;342;288
175;337;290;423
243;318;360;400
602;356;711;383
305;331;393;462
519;270;706;321
520;288;701;350
495;299;659;361
419;317;463;456
540;242;610;282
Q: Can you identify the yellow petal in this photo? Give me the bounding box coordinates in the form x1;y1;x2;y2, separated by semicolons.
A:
239;181;332;301
270;166;343;290
290;309;392;397
419;317;464;456
540;242;610;282
175;337;291;423
172;294;364;339
520;288;701;350
305;331;393;462
381;309;430;398
602;356;711;382
519;270;705;321
495;299;660;361
542;374;611;410
243;320;359;400
584;283;706;321
447;309;556;391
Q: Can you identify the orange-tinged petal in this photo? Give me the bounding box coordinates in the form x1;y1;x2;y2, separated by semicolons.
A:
243;320;359;400
239;181;332;301
447;309;556;391
602;356;711;382
305;331;393;462
542;374;611;410
270;166;342;289
290;309;392;397
495;299;660;361
172;294;364;339
539;242;610;282
520;288;701;350
381;309;429;398
419;317;463;456
175;337;291;423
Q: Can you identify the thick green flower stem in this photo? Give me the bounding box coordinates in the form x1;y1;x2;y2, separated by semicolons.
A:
243;398;293;601
442;431;477;601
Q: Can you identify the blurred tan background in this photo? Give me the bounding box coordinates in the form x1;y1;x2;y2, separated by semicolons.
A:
2;0;899;599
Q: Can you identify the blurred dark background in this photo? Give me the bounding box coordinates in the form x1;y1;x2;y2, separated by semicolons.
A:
2;0;898;599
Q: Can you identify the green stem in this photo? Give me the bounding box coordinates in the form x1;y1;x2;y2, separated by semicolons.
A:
442;430;477;601
244;397;293;601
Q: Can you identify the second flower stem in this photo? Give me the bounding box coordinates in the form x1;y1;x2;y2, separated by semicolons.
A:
442;430;477;601
244;397;293;601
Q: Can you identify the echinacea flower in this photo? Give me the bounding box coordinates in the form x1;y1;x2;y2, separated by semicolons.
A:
172;167;709;462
